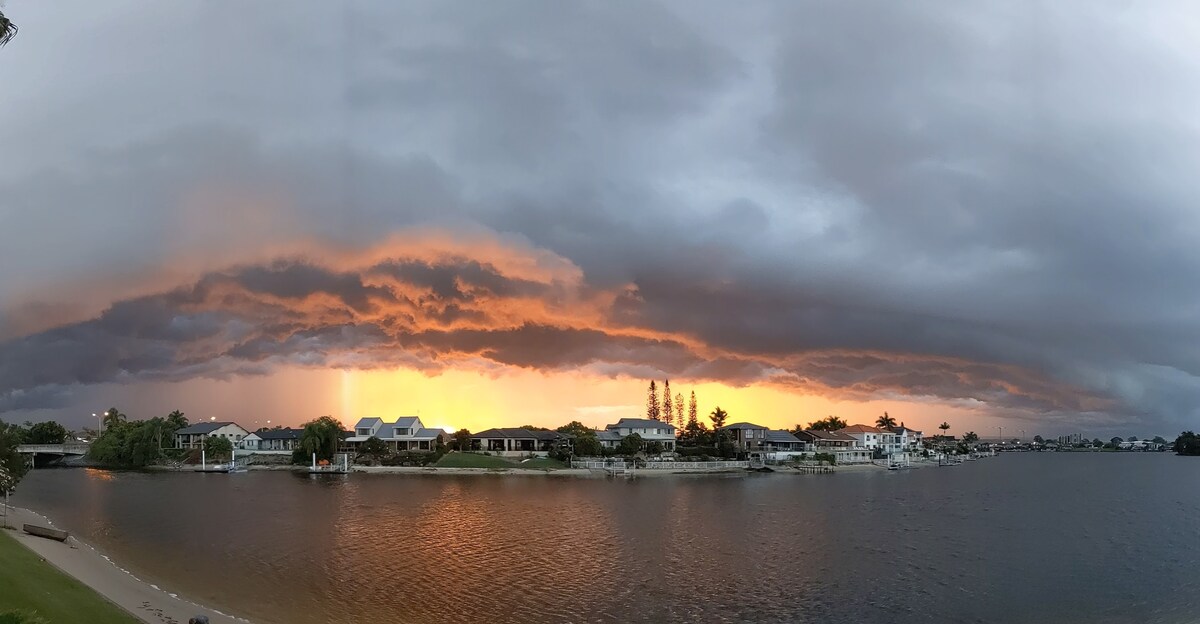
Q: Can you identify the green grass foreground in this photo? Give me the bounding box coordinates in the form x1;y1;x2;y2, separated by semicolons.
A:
434;452;518;468
0;529;137;624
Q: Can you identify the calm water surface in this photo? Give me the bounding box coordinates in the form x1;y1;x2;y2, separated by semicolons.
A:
15;453;1200;624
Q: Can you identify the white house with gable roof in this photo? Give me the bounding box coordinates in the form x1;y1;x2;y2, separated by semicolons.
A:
346;416;447;451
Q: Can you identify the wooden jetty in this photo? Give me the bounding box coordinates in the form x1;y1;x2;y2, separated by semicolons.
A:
24;523;68;542
793;464;834;474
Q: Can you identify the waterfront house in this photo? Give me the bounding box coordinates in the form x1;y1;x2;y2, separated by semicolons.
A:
838;425;901;456
762;430;805;452
888;423;923;452
597;418;676;451
532;430;574;454
239;432;262;450
174;422;251;449
257;428;303;451
720;422;770;452
472;428;539;455
346;416;447;451
794;430;856;450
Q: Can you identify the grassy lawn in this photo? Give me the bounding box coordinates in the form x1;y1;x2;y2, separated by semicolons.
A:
0;529;137;624
516;458;567;470
434;453;518;468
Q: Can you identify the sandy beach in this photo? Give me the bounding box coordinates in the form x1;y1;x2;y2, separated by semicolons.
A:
3;505;247;624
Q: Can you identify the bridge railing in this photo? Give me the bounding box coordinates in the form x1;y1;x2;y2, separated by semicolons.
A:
16;443;90;454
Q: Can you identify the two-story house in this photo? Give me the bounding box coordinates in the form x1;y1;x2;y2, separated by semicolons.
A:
596;418;676;451
889;423;923;453
720;422;770;451
174;422;250;449
838;425;901;456
346;416;447;451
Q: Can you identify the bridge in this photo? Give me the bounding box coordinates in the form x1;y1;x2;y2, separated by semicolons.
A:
16;443;91;464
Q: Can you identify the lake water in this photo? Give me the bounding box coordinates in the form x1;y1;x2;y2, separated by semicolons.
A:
13;453;1200;624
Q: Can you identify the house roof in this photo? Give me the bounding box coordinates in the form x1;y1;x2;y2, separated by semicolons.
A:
611;418;675;430
890;425;923;435
472;428;538;439
353;417;382;429
721;422;768;430
839;424;884;434
765;430;802;443
596;430;623;441
803;429;857;441
531;430;571;441
415;428;446;439
258;428;302;440
175;422;239;435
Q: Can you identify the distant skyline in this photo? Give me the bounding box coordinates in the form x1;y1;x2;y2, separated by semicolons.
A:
3;1;1200;437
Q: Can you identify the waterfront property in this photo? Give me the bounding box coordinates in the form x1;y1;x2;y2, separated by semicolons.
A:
472;428;538;454
256;427;303;451
346;416;447;451
720;422;806;455
174;422;251;449
837;424;898;455
889;424;924;452
721;422;770;451
239;432;262;450
596;418;676;451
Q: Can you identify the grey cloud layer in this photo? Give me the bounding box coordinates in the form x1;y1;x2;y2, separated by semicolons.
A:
2;0;1199;431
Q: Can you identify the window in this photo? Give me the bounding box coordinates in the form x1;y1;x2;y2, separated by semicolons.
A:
357;428;371;436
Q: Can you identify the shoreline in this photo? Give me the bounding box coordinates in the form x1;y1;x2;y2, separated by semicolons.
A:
3;504;248;624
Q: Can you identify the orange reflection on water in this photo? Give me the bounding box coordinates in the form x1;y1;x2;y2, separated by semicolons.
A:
83;468;115;481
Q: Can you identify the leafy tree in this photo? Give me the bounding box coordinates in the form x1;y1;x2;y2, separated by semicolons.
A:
662;380;673;426
674;393;685;430
88;418;173;468
709;406;729;430
938;422;951;437
102;408;127;431
299;416;343;462
204;435;233;461
1174;432;1200;455
646;380;661;421
358;436;391;463
165;410;189;433
573;434;602;457
452;429;473;451
688;392;698;429
808;416;847;431
645;440;665;455
26;421;68;444
963;431;979;445
1152;436;1167;445
0;9;16;47
876;412;897;429
1092;438;1104;448
1033;435;1044;444
556;421;592;437
617;433;643;456
1128;436;1139;442
1110;436;1123;445
0;420;29;495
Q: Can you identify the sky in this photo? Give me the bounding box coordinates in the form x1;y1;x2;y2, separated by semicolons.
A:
1;1;1199;438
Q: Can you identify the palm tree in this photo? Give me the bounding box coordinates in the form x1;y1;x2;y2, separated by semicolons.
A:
102;408;127;431
0;10;16;47
165;410;189;433
938;421;951;439
709;406;729;430
875;412;897;429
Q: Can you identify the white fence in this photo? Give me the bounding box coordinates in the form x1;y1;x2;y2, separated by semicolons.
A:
571;459;748;470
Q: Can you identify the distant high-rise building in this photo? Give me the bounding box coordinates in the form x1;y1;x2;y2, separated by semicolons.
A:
1057;433;1083;445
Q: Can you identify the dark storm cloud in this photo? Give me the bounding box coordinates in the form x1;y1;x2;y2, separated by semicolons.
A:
2;0;1199;431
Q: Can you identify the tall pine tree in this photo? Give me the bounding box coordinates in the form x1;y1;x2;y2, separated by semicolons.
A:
646;380;661;421
662;380;673;426
687;391;698;428
674;393;685;429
